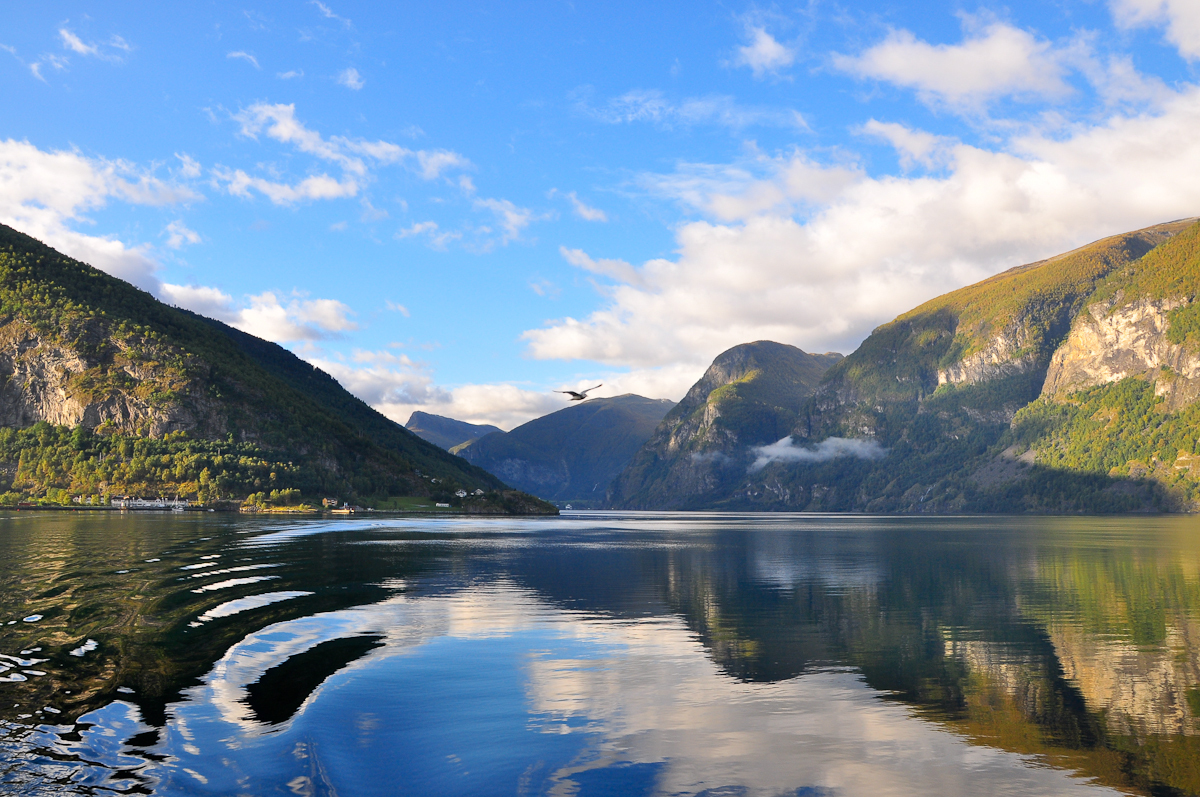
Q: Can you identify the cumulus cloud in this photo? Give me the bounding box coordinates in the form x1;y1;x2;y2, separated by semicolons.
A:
749;436;888;472
560;247;644;286
576;88;807;131
521;84;1200;373
859;120;949;170
733;26;796;78
160;285;359;343
0;138;197;291
337;67;364;90
1111;0;1200;60
835;22;1070;107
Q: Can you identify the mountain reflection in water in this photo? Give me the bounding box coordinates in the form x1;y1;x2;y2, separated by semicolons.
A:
0;513;1198;795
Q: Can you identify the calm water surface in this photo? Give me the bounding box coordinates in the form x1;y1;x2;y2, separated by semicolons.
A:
0;512;1198;796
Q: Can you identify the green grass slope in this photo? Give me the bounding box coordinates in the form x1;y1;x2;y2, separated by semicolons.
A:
0;224;549;512
456;394;676;504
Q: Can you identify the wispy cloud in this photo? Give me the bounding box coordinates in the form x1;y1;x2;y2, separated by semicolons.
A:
277;69;303;79
58;29;97;56
337;67;363;90
575;87;807;131
163;219;201;248
565;191;607;222
227;51;260;69
310;0;353;28
231;103;470;183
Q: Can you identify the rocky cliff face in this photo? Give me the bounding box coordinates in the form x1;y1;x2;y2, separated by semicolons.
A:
609;342;842;509
0;318;219;437
1041;296;1200;410
936;325;1040;387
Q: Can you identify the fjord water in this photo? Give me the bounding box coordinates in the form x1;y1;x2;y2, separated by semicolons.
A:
1;514;1199;795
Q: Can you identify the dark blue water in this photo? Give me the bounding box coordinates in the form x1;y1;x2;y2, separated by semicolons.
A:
1;512;1199;795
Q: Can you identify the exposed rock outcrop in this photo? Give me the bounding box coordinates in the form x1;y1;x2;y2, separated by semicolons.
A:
0;319;216;436
936;328;1040;387
1041;296;1200;410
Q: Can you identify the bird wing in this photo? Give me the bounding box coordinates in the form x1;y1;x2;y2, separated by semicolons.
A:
581;384;602;394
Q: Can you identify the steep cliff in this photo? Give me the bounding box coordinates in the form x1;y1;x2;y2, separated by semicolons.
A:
609;342;842;509
0;223;554;512
613;218;1200;513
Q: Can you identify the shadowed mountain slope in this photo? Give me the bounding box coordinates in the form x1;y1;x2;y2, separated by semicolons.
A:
404;411;502;451
608;342;843;509
455;394;675;505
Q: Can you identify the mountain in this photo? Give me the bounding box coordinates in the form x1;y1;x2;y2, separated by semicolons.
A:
0;223;555;513
404;411;502;451
608;342;843;509
613;217;1200;513
455;394;676;505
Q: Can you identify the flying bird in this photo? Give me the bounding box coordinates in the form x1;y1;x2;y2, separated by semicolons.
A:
556;384;602;401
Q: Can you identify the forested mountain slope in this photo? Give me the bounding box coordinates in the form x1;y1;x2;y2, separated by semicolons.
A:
0;224;552;512
611;218;1200;513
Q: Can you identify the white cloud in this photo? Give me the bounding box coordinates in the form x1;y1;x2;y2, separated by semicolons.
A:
160;283;234;318
474;197;534;244
58;29;97;56
577;88;808;131
0;138;197;291
385;300;410;317
337;67;364;90
415;149;470;179
560;247;643;286
749;436;888;472
310;0;352;28
215;167;359;205
859;120;949;170
163;219;201;248
277;69;304;80
159;286;358;343
1111;0;1200;60
566;191;607;222
520;84;1200;374
175;153;202;178
227;51;260;69
232;103;469;182
835;22;1070;107
396;220;460;249
232;292;357;342
734;26;795;78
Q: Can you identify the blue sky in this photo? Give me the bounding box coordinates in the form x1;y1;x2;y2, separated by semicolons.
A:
3;1;1199;428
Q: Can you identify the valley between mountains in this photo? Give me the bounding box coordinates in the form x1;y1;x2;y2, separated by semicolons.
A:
419;217;1200;513
8;216;1200;514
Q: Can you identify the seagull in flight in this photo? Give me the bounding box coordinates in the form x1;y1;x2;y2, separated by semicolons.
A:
556;384;602;401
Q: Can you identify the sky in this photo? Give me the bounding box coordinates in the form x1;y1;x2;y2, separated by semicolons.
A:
3;1;1200;430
